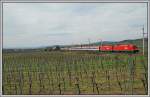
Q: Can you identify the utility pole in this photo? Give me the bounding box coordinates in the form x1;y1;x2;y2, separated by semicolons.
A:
142;25;148;55
100;39;103;47
99;39;103;46
98;39;103;51
143;26;145;55
88;38;91;48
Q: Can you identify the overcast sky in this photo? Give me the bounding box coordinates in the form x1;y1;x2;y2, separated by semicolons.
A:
3;3;147;48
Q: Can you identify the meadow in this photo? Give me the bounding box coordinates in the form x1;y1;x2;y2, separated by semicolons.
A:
2;51;148;95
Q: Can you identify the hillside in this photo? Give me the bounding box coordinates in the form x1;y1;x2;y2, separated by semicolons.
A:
118;38;148;47
91;38;148;47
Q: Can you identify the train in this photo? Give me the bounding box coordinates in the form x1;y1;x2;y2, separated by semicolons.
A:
61;44;139;53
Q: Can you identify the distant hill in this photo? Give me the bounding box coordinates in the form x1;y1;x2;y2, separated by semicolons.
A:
88;38;148;47
118;38;148;47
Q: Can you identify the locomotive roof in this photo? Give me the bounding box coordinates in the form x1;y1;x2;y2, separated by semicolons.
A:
114;44;136;46
100;44;137;46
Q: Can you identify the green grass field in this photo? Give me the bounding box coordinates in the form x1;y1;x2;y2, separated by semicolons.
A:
2;51;148;95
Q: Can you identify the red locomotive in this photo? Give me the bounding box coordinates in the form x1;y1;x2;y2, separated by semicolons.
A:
99;44;139;53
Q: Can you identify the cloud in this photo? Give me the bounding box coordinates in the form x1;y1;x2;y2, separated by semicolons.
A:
3;3;147;48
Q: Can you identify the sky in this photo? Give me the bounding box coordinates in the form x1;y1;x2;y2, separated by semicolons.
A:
3;3;147;48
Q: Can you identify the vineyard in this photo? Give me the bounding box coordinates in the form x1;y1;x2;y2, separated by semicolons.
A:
2;51;148;95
